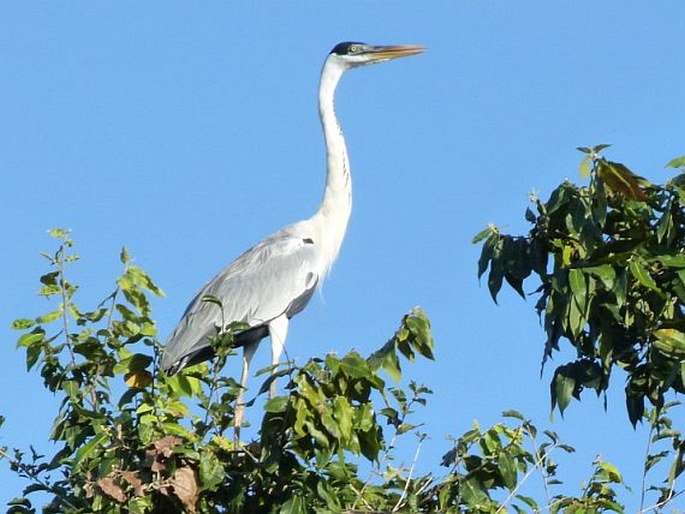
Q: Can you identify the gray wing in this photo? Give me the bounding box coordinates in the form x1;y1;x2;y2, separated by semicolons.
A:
161;228;320;372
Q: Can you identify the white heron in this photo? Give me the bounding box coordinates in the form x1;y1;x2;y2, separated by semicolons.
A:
161;42;424;439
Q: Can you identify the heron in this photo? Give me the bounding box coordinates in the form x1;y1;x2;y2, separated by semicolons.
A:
161;42;424;440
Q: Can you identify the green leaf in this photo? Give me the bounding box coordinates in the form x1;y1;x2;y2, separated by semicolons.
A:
515;494;539;511
48;228;71;240
264;396;289;413
199;451;225;490
653;329;685;355
626;393;644;428
472;224;498;244
498;453;518;489
628;259;660;293
656;200;673;244
72;432;109;469
11;319;35;330
340;352;369;378
569;269;587;310
579;154;591;179
16;330;44;349
477;235;496;280
26;344;42;371
382;347;402;383
597;160;649;201
584;265;616;289
316;479;341;510
567;296;584;338
666;156;685;169
597;460;623;483
488;243;504;304
552;367;575;415
113;353;153;375
281;495;307;514
502;409;525;420
333;396;353;442
405;308;435;360
655;254;685;268
645;450;669;472
461;477;489;506
35;310;62;324
120;246;130;264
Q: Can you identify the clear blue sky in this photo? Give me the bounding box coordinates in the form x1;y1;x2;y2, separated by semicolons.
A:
2;2;684;510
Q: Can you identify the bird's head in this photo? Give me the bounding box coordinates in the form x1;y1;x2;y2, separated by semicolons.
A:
328;42;425;70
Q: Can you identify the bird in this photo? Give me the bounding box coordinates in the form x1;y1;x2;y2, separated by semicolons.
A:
161;42;424;440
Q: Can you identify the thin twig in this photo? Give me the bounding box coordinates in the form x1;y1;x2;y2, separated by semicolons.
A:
57;244;75;364
0;447;80;511
105;287;120;334
495;442;559;514
639;489;682;513
392;435;424;512
351;423;400;511
639;416;657;513
527;425;552;507
348;483;375;512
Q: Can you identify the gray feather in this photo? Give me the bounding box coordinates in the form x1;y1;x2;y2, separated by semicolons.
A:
161;225;320;373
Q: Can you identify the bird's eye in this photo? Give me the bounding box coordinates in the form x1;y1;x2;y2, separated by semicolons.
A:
349;45;358;53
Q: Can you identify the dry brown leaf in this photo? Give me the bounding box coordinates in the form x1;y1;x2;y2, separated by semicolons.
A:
154;435;182;457
97;476;127;503
145;435;183;472
145;447;167;473
171;466;199;514
120;470;145;496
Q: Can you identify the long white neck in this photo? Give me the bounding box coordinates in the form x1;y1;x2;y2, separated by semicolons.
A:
312;57;353;274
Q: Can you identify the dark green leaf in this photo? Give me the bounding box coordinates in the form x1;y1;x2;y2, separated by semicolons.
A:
552;367;575;415
477;234;496;280
502;409;525;420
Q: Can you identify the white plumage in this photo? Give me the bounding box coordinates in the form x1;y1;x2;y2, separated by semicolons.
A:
161;42;424;440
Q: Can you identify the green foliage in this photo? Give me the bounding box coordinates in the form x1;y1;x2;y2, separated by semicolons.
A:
0;227;681;512
0;231;436;512
476;149;685;423
475;149;685;510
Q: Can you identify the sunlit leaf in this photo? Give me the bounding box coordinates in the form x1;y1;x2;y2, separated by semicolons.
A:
653;329;685;355
579;154;591;178
264;396;289;413
628;259;660;293
665;156;685;169
597;160;649;201
73;433;109;469
125;370;152;389
11;318;35;330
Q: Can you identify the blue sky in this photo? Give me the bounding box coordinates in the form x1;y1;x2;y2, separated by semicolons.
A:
2;2;684;509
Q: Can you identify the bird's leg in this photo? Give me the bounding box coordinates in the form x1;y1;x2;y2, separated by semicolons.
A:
234;341;258;445
268;315;289;399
